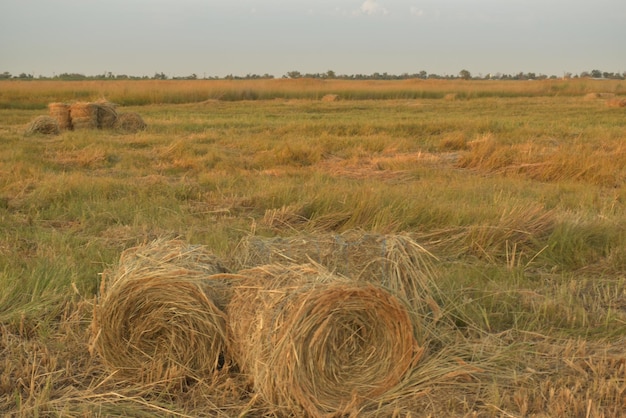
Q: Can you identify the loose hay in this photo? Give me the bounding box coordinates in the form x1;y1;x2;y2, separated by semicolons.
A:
24;115;60;136
94;100;118;129
91;238;230;388
70;102;98;130
114;112;147;133
48;102;72;130
228;263;421;416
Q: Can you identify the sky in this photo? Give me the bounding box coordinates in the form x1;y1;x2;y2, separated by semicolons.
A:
1;0;625;78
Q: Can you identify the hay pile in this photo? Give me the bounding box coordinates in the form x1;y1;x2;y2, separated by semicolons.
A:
606;98;626;107
114;112;147;133
69;102;98;130
24;115;60;136
227;263;421;416
91;238;230;387
48;102;72;130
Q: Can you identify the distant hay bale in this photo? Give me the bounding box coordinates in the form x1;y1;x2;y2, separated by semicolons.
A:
321;94;339;102
24;115;60;136
70;102;97;130
114;112;147;133
606;98;626;108
48;102;72;130
91;238;230;387
227;263;421;416
94;100;118;129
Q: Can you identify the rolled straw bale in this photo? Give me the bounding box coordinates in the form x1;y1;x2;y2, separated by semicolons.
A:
114;112;147;133
48;102;72;130
91;238;230;387
228;263;422;416
232;230;438;307
24;115;60;136
69;102;97;130
94;100;118;129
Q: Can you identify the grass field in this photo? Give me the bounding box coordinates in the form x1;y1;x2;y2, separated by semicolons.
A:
1;79;625;417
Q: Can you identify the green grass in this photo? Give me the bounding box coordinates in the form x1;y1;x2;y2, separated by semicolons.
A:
1;84;625;416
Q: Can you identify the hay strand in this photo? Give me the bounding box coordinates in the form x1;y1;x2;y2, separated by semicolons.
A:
227;263;421;416
91;238;230;387
48;102;72;130
114;112;147;133
24;115;60;136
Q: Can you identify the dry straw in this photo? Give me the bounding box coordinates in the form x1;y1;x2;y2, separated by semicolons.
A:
114;112;147;133
227;263;421;416
70;102;98;130
24;115;60;136
48;102;72;130
91;238;230;388
321;94;339;102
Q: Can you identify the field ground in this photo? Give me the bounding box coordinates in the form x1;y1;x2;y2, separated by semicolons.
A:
1;79;625;416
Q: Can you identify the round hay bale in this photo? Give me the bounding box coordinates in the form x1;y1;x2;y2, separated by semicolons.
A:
69;102;97;130
48;102;72;130
114;112;147;133
91;238;230;388
24;115;60;136
94;100;118;129
228;263;422;416
321;94;339;102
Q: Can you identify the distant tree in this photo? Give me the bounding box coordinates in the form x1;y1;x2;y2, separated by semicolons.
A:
325;70;336;79
459;69;471;80
590;69;602;78
153;72;168;80
0;71;11;79
286;71;302;79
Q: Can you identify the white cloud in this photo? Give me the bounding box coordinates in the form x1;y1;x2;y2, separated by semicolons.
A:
360;0;388;16
410;6;424;17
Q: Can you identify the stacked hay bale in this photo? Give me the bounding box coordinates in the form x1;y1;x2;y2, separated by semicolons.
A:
24;116;60;136
48;102;72;130
227;263;421;416
91;238;230;388
69;102;98;130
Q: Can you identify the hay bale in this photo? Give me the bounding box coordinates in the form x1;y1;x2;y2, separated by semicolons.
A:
91;238;230;387
232;231;438;307
321;94;339;102
94;100;118;129
69;102;98;130
24;115;60;136
606;98;626;107
114;112;147;133
227;263;421;416
48;102;72;130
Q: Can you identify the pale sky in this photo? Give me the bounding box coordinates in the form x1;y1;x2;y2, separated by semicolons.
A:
1;0;625;78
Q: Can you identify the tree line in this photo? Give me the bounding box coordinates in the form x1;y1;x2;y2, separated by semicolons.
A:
1;69;625;81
